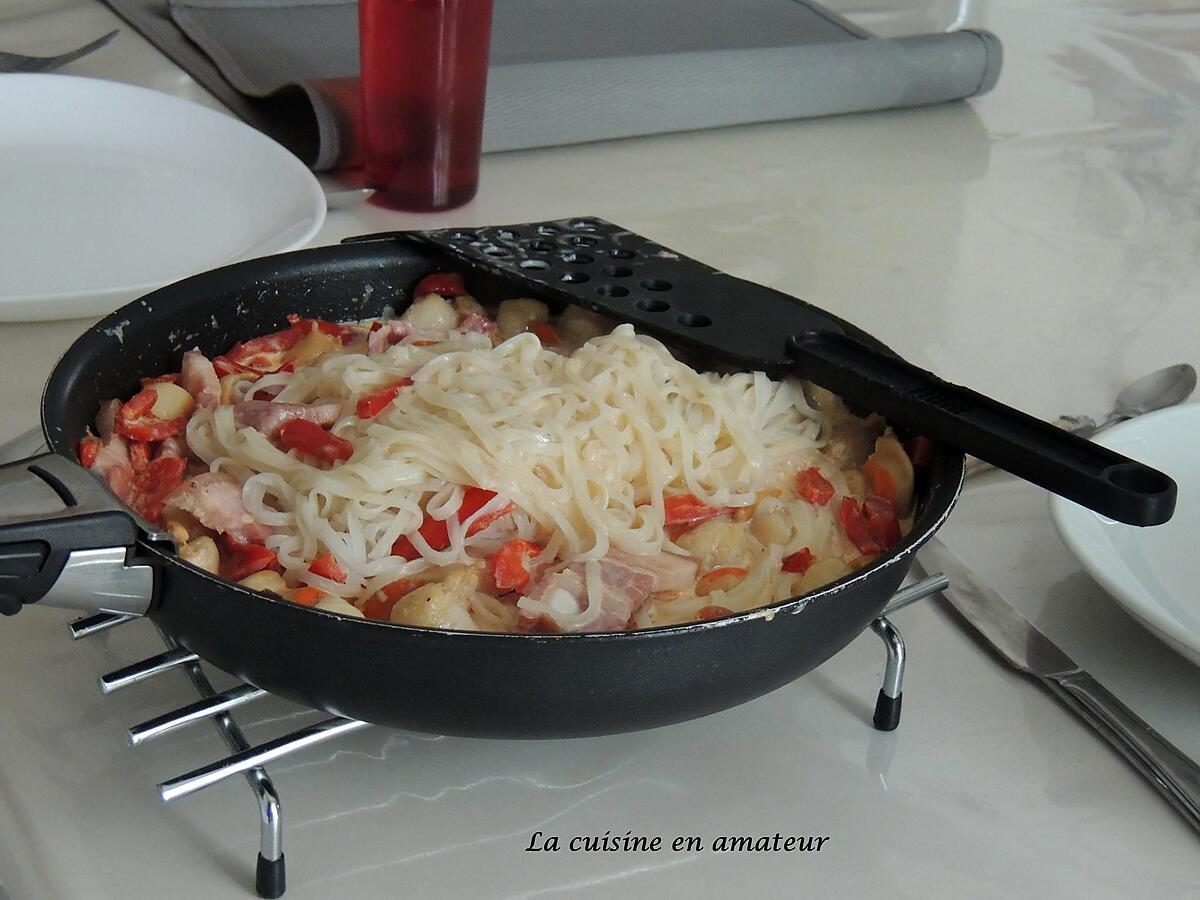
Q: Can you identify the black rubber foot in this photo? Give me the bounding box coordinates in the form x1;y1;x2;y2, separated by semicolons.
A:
256;853;286;899
872;690;902;731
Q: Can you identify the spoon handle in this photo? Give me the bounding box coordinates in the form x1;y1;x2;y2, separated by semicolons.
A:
789;332;1177;526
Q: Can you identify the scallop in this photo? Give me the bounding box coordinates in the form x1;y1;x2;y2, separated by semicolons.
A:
497;299;550;340
557;306;610;344
315;595;366;618
750;509;793;545
402;293;458;331
675;520;759;571
148;382;195;420
389;565;481;629
453;294;487;319
178;536;219;574
238;570;287;594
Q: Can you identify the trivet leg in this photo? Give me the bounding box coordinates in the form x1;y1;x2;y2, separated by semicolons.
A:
870;616;905;731
252;774;285;899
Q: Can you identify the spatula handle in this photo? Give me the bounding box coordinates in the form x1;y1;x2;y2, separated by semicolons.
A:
789;332;1176;526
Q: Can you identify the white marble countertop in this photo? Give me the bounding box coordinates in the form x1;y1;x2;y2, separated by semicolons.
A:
1;1;1198;898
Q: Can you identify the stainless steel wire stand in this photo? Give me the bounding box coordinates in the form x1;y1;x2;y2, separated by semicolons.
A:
67;571;948;896
70;611;367;898
869;572;949;731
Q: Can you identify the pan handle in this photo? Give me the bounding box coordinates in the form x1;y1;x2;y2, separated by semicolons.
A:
789;332;1177;526
0;453;157;617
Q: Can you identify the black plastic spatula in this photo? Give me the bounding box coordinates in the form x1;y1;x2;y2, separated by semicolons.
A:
404;217;1176;527
789;331;1175;525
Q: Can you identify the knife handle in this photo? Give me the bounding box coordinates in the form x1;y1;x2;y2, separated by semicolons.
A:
1043;671;1200;832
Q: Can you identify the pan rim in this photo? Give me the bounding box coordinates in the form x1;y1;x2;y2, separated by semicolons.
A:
41;236;965;642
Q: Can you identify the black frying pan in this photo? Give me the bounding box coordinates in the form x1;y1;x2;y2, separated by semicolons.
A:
0;219;1174;738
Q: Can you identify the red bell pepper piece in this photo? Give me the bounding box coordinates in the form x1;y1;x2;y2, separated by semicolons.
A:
219;534;281;583
214;315;351;377
781;548;815;574
355;378;414;419
863;495;901;550
414;272;465;298
530;322;561;345
212;325;304;376
291;586;324;606
308;554;347;583
390;535;422;562
662;493;728;528
795;467;835;506
115;388;189;442
838;495;901;555
278;419;354;464
838;496;881;555
128;456;187;522
490;540;543;591
139;374;179;387
78;433;101;469
391;487;511;559
285;314;357;343
461;488;513;536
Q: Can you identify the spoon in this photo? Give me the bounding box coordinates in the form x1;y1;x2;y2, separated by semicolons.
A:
965;363;1197;478
1070;363;1197;439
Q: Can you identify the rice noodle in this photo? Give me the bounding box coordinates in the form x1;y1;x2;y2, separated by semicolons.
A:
184;324;825;601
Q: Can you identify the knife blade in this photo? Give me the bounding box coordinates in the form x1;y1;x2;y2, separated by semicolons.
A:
918;536;1200;834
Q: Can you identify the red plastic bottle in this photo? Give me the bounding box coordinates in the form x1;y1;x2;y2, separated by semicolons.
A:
358;0;494;211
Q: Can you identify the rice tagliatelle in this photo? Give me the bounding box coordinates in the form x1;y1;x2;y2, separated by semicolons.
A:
81;273;922;633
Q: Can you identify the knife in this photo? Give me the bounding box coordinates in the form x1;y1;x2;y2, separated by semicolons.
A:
918;536;1200;833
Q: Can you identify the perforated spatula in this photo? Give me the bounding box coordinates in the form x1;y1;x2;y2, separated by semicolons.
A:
392;217;1176;527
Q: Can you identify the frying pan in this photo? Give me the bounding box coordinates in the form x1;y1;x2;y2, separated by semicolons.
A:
0;218;1176;738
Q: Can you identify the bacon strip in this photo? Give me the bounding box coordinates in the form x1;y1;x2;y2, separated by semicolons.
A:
163;472;271;544
456;313;498;336
180;349;220;410
608;549;698;593
95;398;120;443
367;320;413;354
90;399;135;504
156;435;188;459
517;547;701;633
519;552;671;633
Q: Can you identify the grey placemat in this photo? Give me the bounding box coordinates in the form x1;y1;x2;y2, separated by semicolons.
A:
103;0;1002;169
169;0;874;94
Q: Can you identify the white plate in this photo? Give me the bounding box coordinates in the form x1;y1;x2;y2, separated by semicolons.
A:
1050;404;1200;665
0;75;325;321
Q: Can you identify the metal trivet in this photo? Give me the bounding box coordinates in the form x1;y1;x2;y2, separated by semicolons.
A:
66;572;946;897
70;612;367;898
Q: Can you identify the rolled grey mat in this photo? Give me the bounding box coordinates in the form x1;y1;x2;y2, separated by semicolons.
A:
103;0;1002;170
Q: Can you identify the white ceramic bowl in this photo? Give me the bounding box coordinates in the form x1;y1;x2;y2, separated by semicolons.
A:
1050;404;1200;665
